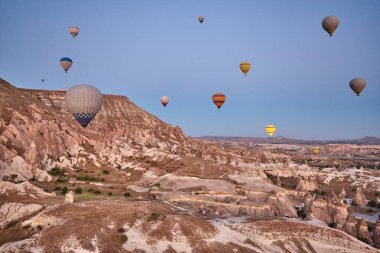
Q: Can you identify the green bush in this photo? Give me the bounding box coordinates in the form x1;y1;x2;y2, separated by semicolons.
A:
102;169;110;174
124;192;131;198
49;166;65;177
94;190;101;195
54;186;62;191
120;235;128;243
75;187;82;194
310;189;327;196
368;200;377;207
297;209;307;219
375;192;380;197
108;192;113;196
61;187;68;195
88;188;94;192
76;175;100;182
351;200;358;206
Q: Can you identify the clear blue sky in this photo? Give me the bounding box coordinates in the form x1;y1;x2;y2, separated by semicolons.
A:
1;0;379;140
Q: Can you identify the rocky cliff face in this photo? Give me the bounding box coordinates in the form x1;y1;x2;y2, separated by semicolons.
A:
1;78;379;252
0;78;290;182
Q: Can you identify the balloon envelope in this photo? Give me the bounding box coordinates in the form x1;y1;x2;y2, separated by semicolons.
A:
349;78;366;96
311;147;320;155
60;57;72;73
322;16;339;36
240;61;251;76
69;26;79;38
198;16;205;23
212;92;226;109
265;124;276;137
160;96;169;107
65;84;103;127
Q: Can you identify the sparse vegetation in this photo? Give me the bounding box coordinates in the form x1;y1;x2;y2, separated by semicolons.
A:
5;220;18;229
54;186;62;191
124;192;131;197
75;187;82;194
76;175;100;182
120;235;128;243
375;192;380;197
88;188;94;193
102;169;110;174
148;212;165;221
310;189;327;196
108;192;113;196
328;222;336;228
94;190;101;195
368;200;377;207
351;200;358;206
297;209;307;219
118;227;125;233
49;166;65;177
61;187;68;195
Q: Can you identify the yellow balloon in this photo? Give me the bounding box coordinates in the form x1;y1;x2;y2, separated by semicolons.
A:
265;124;276;137
311;147;320;155
240;61;251;76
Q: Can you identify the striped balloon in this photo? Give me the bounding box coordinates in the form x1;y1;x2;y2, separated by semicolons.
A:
69;26;80;38
65;84;104;128
265;124;276;137
198;16;205;24
240;61;251;76
60;57;73;73
212;92;226;109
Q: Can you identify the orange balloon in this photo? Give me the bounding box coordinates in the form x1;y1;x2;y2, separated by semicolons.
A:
212;92;226;109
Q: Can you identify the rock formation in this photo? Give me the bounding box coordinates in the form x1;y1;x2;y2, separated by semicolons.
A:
373;218;380;248
339;188;346;198
354;187;368;207
357;218;373;245
295;177;317;191
64;191;74;203
344;214;357;237
0;202;42;229
275;175;281;186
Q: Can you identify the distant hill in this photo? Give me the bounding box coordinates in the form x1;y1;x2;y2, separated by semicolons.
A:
197;136;380;145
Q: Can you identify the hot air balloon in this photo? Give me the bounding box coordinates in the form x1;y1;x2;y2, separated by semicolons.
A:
311;147;320;155
65;84;103;128
212;92;226;109
349;78;366;96
265;124;276;137
240;61;251;76
198;16;205;24
322;16;339;36
41;78;45;83
160;96;169;107
60;57;72;73
69;26;79;38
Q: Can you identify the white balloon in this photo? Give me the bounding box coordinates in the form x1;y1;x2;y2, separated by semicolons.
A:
65;84;103;127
